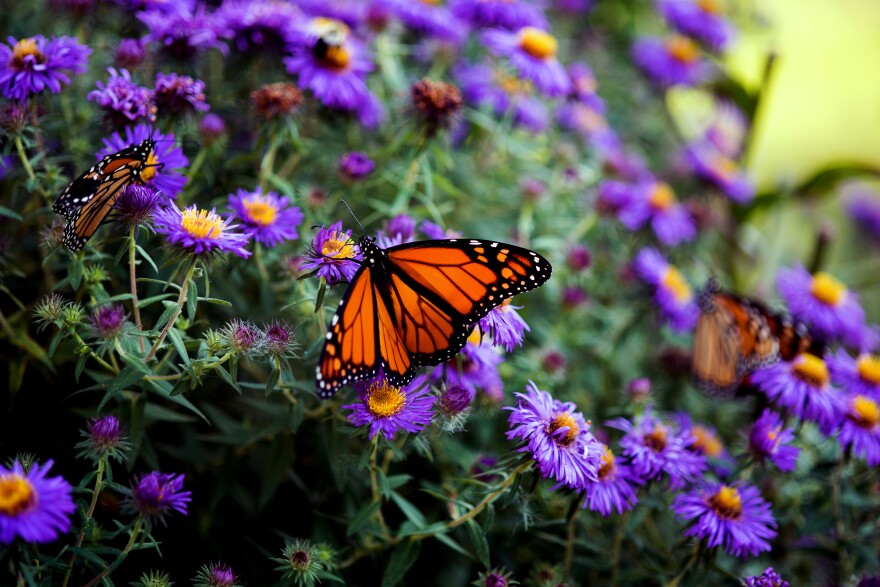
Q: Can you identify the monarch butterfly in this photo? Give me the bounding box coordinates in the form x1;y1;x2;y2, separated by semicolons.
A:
692;279;820;397
52;138;157;251
315;236;552;398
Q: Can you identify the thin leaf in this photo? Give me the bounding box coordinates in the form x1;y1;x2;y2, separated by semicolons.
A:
381;538;421;587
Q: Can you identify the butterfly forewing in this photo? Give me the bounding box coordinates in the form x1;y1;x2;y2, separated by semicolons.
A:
315;237;552;398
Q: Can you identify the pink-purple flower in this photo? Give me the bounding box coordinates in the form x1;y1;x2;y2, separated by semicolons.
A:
338;151;375;181
343;374;436;440
618;180;696;246
138;4;226;62
301;221;361;285
684;139;754;203
153;72;210;116
745;567;789;587
0;459;75;544
455;62;549;133
482;27;571;97
123;471;191;525
381;0;467;42
227;187;303;247
633;248;699;332
838;393;880;466
88;67;156;125
478;300;530;352
829;350;880;400
581;444;640;516
671;482;777;557
657;0;735;50
0;35;91;101
506;381;601;490
451;0;548;30
632;35;713;87
153;202;252;259
430;335;504;402
746;409;800;472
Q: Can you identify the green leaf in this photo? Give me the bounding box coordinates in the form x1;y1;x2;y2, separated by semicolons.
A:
390;491;426;529
69;256;83;290
74;351;89;382
166;328;190;367
199;297;232;306
466;520;490;568
0;206;23;221
346;501;381;537
434;533;474;559
108;366;145;393
154;301;179;332
137;293;174;308
265;367;280;395
186;278;197;320
121;353;151;375
381;538;421;587
135;244;158;274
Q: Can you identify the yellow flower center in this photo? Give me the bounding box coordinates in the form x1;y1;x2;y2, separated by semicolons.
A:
809;272;847;307
643;424;668;452
181;208;225;240
691;424;724;457
597;445;615;479
792;353;830;388
697;0;723;15
319;45;351;71
546;412;580;448
851;395;880;429
140;150;160;183
649;182;676;211
518;27;558;60
661;266;693;303
420;0;442;4
495;70;531;95
11;38;46;69
0;473;35;516
321;233;355;258
709;153;737;181
666;36;700;63
857;354;880;385
708;485;742;520
242;197;278;226
366;381;406;418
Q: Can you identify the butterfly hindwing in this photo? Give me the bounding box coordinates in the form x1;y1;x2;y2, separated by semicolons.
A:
315;237;552;398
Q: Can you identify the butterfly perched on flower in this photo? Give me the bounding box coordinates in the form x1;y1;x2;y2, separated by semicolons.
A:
315;235;552;398
52;139;159;251
692;278;821;397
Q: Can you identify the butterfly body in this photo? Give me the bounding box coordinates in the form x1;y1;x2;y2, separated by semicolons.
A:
53;139;156;251
316;236;552;398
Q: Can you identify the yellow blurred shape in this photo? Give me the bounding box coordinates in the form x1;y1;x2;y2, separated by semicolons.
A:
726;0;880;191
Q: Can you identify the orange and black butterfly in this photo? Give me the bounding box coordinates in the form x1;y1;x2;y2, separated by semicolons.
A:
692;278;821;397
315;236;552;398
53;139;158;251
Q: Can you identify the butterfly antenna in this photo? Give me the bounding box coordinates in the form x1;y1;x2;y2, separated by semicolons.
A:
338;199;368;237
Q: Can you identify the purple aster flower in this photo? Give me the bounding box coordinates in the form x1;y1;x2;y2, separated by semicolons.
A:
98;123;189;197
343;374;435;440
750;353;845;433
114;185;161;228
606;410;706;489
633;248;699;332
846;182;880;241
745;567;789;587
657;0;735;50
703;100;748;157
338;151;375;181
221;319;263;356
455;62;549;133
838;393;880;466
88;304;129;340
387;214;416;242
284;19;384;128
0;35;90;101
0;459;75;544
682;419;735;475
296;0;366;28
479;299;530;351
477;567;516;587
199;113;226;145
227;187;303;247
153;72;210;116
627;378;652;402
123;471;191;525
482;27;571;97
618;179;696;246
214;0;304;55
451;0;548;30
566;245;591;272
194;562;240;587
301;221;361;285
671;482;777;558
684;140;754;203
596;179;634;215
116;38;145;70
506;381;601;490
420;220;460;240
437;384;475;416
153;202;252;259
381;0;467;42
566;62;604;112
553;0;594;14
77;415;130;463
138;4;226;62
263;320;297;358
557;101;616;147
88;68;156;126
581;444;640;515
777;265;877;349
431;335;505;402
746;409;800;472
632;35;713;87
829;350;880;400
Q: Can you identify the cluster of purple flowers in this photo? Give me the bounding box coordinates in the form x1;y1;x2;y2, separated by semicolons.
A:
89;69;210;125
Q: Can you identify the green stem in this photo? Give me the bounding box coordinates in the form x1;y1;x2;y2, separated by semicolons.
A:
563;497;580;577
128;228;145;353
259;137;279;191
62;456;107;587
14;135;37;182
370;438;391;539
185;148;207;183
145;259;197;361
69;328;117;373
81;517;144;587
665;541;701;587
610;510;630;587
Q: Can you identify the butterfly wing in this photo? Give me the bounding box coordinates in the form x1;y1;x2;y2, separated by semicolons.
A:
315;238;552;398
53;141;153;251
